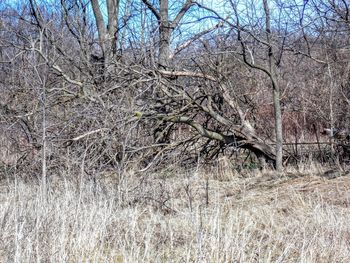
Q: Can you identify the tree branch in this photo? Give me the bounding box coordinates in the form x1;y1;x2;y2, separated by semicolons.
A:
171;0;194;28
34;48;83;87
158;69;216;81
141;0;161;21
171;20;224;58
91;0;107;54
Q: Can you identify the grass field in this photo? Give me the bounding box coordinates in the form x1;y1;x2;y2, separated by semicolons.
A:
1;165;350;262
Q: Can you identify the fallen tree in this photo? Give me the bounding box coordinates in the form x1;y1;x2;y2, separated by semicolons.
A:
136;67;277;168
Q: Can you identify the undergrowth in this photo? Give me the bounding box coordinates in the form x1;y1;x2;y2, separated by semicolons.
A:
0;165;350;262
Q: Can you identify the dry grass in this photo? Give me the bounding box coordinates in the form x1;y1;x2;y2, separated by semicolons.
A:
1;165;350;262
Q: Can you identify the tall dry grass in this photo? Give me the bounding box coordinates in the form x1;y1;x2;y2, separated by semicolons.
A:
1;165;350;262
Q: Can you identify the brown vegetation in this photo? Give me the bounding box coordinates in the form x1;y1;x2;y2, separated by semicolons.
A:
0;166;350;262
1;0;350;261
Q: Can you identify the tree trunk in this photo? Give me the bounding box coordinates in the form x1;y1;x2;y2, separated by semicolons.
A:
141;0;193;68
159;0;171;68
91;0;119;67
161;114;277;167
273;83;283;171
263;0;283;171
107;0;119;56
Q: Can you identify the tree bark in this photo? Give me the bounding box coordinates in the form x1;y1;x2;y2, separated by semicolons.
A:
263;0;283;171
159;0;171;68
107;0;120;56
91;0;119;66
142;0;193;68
272;80;283;171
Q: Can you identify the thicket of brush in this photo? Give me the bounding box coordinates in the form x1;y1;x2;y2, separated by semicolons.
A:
2;0;350;261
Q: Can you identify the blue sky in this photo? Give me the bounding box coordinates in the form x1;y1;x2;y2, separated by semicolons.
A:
1;0;309;50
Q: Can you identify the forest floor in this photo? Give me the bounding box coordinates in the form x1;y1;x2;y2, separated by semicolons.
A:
1;164;350;262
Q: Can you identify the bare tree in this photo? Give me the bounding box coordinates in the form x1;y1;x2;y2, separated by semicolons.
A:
91;0;120;67
141;0;194;68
